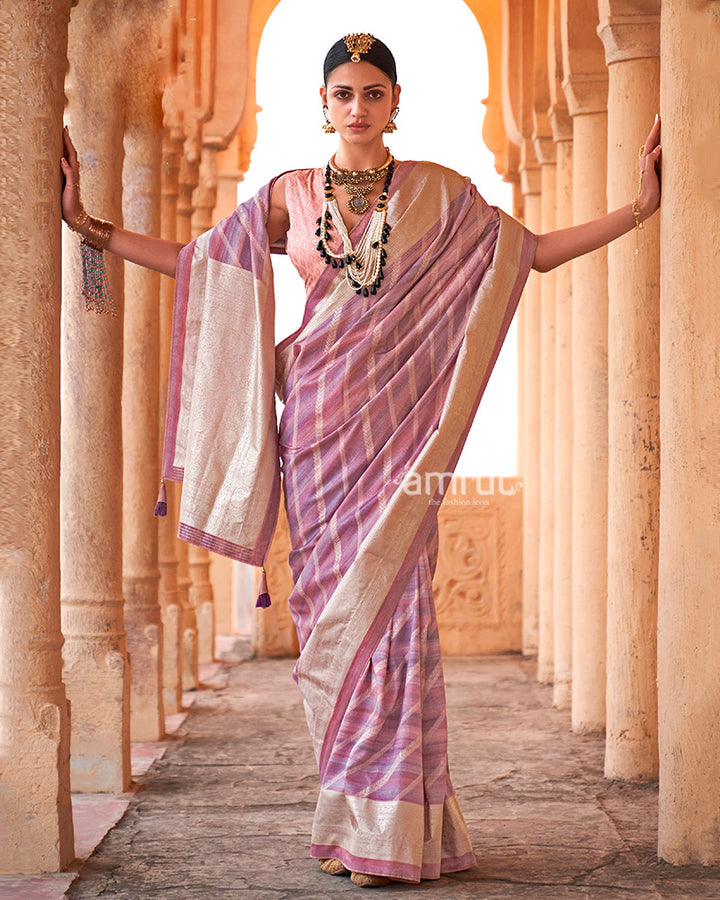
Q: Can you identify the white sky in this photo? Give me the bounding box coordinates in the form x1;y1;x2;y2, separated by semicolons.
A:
240;0;518;476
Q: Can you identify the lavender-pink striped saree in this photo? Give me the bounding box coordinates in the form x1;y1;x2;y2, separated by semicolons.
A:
163;161;536;883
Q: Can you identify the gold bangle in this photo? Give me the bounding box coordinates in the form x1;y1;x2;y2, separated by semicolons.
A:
631;198;643;255
70;206;89;232
82;216;114;251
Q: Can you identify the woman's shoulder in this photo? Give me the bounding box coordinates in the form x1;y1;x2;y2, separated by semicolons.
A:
401;159;472;195
272;166;324;206
276;166;324;188
396;159;471;189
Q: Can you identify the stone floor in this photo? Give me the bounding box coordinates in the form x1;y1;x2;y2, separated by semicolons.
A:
5;654;720;899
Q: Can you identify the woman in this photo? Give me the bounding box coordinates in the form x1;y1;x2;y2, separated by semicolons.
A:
61;34;661;889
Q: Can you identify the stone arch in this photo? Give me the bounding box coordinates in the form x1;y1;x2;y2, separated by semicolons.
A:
229;0;508;179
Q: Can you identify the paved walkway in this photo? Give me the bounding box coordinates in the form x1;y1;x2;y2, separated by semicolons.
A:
18;655;720;898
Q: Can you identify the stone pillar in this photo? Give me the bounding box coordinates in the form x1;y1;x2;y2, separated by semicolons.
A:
188;548;215;665
598;3;660;782
561;0;609;733
61;2;131;792
216;136;244;221
535;137;557;684
122;19;165;742
158;130;184;714
551;119;574;709
520;152;542;656
533;0;557;685
657;0;720;864
210;554;235;637
500;4;541;656
536;151;557;685
0;0;75;872
207;145;241;647
546;0;574;709
186;146;219;666
175;134;200;691
192;145;220;234
252;489;300;659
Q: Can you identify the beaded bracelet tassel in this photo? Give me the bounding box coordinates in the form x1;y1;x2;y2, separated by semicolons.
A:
68;200;116;316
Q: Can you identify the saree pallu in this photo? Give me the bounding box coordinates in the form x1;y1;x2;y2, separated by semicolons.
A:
162;161;536;883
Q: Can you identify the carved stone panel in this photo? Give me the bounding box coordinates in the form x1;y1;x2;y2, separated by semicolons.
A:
434;478;523;655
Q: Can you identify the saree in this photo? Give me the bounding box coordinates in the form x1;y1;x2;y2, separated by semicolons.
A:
163;160;537;882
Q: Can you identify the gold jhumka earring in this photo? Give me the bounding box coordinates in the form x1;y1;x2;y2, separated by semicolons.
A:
384;107;400;134
322;106;336;134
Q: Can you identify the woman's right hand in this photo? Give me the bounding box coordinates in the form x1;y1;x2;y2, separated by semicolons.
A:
60;126;84;229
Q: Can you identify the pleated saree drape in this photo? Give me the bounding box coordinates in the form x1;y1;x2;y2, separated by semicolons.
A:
163;161;536;882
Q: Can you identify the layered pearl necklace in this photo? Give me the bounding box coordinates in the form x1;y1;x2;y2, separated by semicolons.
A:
316;154;395;297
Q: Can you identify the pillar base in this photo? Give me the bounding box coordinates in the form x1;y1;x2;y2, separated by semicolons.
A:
553;679;571;710
0;701;74;873
161;600;182;714
125;577;164;742
65;649;131;793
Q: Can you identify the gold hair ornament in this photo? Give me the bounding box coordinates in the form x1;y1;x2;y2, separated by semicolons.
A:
344;33;375;63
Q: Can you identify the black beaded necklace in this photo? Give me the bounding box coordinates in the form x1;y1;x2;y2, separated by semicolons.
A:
315;158;395;297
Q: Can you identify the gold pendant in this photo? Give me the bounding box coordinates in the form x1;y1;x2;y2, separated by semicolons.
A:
348;195;370;214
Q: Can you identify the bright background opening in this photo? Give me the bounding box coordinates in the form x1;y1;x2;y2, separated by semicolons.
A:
239;0;517;476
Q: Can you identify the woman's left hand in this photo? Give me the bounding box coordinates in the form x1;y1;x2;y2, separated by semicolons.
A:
60;126;84;228
638;115;662;222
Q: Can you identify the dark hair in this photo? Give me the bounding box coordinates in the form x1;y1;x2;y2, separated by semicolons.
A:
323;35;397;87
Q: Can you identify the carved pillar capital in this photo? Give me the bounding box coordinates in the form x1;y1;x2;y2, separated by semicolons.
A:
520;144;542;196
597;2;661;65
561;0;609;116
549;105;573;143
534;132;557;167
562;73;608;116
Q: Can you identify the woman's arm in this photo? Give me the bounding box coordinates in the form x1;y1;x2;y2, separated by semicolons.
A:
267;172;290;245
531;116;662;273
61;128;184;278
62;130;292;275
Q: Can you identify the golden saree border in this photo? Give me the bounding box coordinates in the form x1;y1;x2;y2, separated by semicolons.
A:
162;191;282;566
312;788;475;881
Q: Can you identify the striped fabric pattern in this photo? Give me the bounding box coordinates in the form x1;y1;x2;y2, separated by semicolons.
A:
164;161;537;883
276;162;536;881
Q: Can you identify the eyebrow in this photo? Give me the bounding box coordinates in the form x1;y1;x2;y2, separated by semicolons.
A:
330;83;387;91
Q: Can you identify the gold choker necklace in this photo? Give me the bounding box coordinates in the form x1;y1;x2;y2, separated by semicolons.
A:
329;150;393;214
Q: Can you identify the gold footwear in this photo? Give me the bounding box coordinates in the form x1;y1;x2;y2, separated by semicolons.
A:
319;857;351;876
351;871;391;888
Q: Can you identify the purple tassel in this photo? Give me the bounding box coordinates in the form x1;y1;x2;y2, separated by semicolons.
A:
154;480;167;517
255;566;271;608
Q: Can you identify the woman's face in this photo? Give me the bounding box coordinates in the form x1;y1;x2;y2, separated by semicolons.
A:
320;61;401;147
